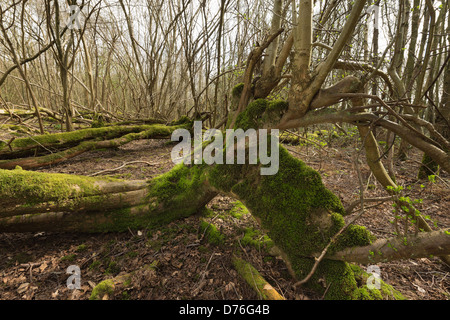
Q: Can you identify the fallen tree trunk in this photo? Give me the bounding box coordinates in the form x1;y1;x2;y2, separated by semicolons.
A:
0;164;216;233
0;124;186;170
0;144;404;300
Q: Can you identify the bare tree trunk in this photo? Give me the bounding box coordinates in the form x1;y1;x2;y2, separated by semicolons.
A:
0;8;45;134
322;229;450;265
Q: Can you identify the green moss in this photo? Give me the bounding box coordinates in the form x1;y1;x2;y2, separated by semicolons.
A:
232;256;283;300
330;222;376;254
62;161;215;233
263;100;289;124
279;132;301;145
60;254;77;262
200;207;216;218
76;244;87;252
240;227;274;251
230;201;249;219
235;99;268;130
0;168;115;207
104;260;121;275
234;99;289;130
89;260;101;271
121;291;131;300
199;220;225;245
232;83;245;99
170;115;192;126
198;245;208;253
350;264;405;300
127;251;138;258
90;279;115;300
144;163;214;225
0;124;185;159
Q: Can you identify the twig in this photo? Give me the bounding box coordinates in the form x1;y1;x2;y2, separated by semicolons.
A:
341;93;440;148
88;161;157;176
193;252;217;296
23;133;53;154
345;196;393;215
285;146;309;158
285;129;327;151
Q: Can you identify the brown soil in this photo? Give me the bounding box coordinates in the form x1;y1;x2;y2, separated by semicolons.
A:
0;135;449;301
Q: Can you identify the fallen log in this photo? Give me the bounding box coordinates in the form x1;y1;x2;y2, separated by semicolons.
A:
0;145;403;300
0;124;187;169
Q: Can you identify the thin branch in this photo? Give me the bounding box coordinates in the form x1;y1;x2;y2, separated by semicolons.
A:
88;161;158;177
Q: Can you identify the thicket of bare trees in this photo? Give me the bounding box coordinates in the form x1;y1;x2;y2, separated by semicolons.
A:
0;0;449;300
1;1;448;143
0;0;271;125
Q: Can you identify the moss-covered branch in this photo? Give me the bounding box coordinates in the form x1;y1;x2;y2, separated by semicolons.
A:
0;124;185;170
0;163;216;233
232;255;285;300
0;124;172;158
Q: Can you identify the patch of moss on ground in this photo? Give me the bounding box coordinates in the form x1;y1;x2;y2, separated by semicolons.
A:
60;254;77;262
76;244;87;252
350;264;405;300
104;260;121;275
200;207;216;219
90;279;115;300
199;220;225;245
230;201;249;219
240;227;274;251
89;260;101;271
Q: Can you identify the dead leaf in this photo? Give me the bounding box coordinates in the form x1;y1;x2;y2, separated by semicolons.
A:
39;262;48;272
17;283;30;294
225;282;235;292
51;290;59;298
263;284;273;291
416;286;426;294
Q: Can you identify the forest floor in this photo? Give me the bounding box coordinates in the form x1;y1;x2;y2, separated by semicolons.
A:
0;129;449;301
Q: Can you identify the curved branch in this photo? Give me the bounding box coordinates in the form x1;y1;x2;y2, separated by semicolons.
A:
333;60;394;95
229;28;285;128
276;109;450;174
321;229;450;265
